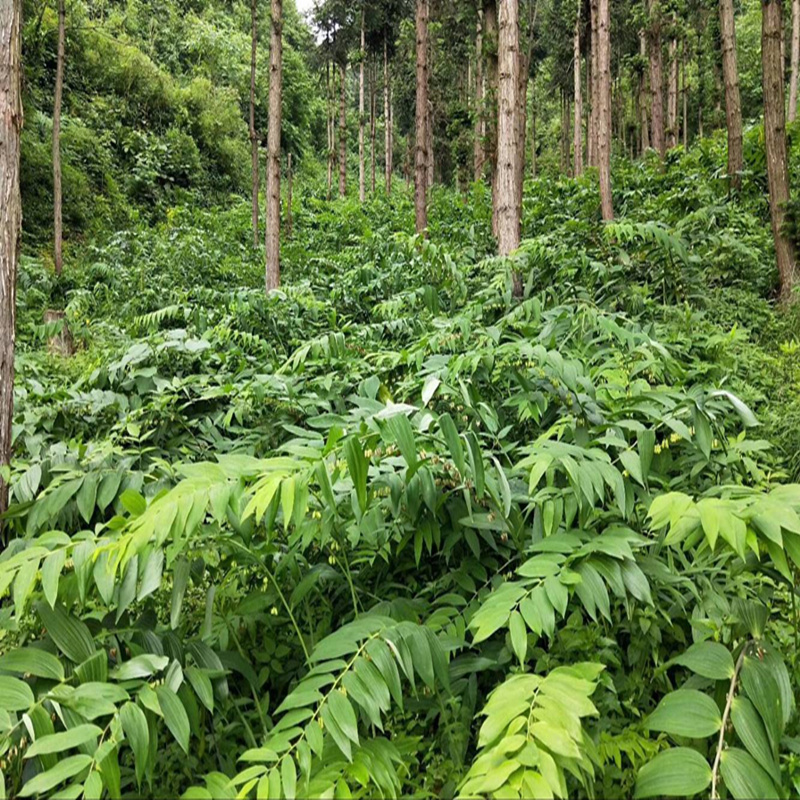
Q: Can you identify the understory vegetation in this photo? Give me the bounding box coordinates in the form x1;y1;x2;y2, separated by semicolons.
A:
4;135;800;798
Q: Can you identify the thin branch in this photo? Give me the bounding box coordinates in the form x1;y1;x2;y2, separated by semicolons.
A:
711;644;747;800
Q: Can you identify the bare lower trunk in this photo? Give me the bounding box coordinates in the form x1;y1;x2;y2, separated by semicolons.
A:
682;40;688;146
648;0;665;156
338;61;347;198
597;0;613;219
530;80;537;177
574;8;584;176
763;0;797;302
720;0;743;189
370;62;376;193
384;38;392;194
515;51;529;209
415;0;429;233
286;152;293;239
639;30;650;152
265;0;282;291
474;6;485;180
667;36;677;148
589;0;598;165
496;0;520;259
359;13;366;203
1;0;23;523
327;61;334;199
53;0;65;275
790;0;800;121
485;0;499;233
250;0;259;246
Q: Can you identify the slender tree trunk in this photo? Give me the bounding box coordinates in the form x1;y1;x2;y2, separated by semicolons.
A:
720;0;743;189
790;0;800;120
667;36;678;148
574;7;584;176
597;0;613;218
648;0;665;156
485;0;499;233
697;29;705;138
414;0;429;233
639;30;650;152
682;39;688;146
359;12;366;203
589;0;599;165
338;60;347;198
1;0;23;523
327;61;334;199
53;0;65;275
370;61;377;193
475;6;485;180
497;0;521;260
530;79;537;177
384;37;392;194
265;0;282;291
763;0;797;302
286;152;293;239
250;0;259;246
516;53;528;209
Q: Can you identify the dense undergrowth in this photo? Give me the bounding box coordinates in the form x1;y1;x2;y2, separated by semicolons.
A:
4;140;800;798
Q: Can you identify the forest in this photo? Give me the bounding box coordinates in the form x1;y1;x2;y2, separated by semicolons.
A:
4;0;800;796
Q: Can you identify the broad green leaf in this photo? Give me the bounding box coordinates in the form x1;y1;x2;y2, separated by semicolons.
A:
37;603;96;664
0;676;34;711
155;685;190;754
673;641;735;681
344;438;368;514
0;647;65;681
119;702;149;787
110;654;169;681
646;690;721;738
25;725;102;758
171;558;191;630
634;748;712;798
731;697;781;784
509;610;527;666
720;748;779;800
18;754;93;797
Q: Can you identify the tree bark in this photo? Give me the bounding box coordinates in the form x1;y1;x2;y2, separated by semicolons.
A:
496;0;521;257
763;0;797;303
720;0;743;189
0;0;23;523
589;0;599;165
485;0;499;232
667;35;678;148
286;151;293;239
414;0;429;233
370;61;376;193
265;0;282;291
384;37;392;194
474;6;485;180
790;0;800;121
53;0;65;275
516;50;529;208
359;11;366;203
647;0;665;156
597;0;613;218
574;6;583;176
338;60;347;198
250;0;259;246
530;79;537;177
327;60;334;199
682;38;688;146
639;29;650;152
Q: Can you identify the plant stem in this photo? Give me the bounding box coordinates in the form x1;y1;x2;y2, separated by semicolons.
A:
711;644;747;800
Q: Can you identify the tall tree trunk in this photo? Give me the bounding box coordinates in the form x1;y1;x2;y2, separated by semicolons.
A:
338;60;347;198
719;0;743;189
474;6;485;180
1;0;23;523
265;0;282;291
327;61;334;199
485;0;499;233
496;0;521;260
427;98;434;190
697;29;705;138
384;37;392;194
589;0;599;165
370;61;377;193
790;0;800;120
359;12;366;203
682;39;688;146
597;0;613;218
763;0;797;302
286;151;293;239
647;0;665;156
639;30;650;152
53;0;65;275
250;0;259;246
667;35;678;148
515;51;529;210
414;0;429;233
574;6;584;176
530;79;537;177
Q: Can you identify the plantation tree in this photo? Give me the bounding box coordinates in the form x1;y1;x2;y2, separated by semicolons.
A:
762;0;796;303
496;0;520;257
0;0;22;522
359;8;366;203
573;1;583;176
415;0;429;233
265;0;282;291
250;0;259;246
666;26;677;148
474;4;485;179
597;0;613;217
53;0;65;275
791;0;800;121
719;0;742;189
647;0;664;156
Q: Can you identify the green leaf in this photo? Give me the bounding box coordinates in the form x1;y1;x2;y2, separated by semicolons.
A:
76;474;99;524
619;450;644;486
171;558;191;630
509;610;527;666
119;489;147;516
0;676;35;711
387;413;417;467
110;654;169;681
740;656;783;750
344;437;368;514
25;725;102;758
41;550;66;609
439;413;465;476
731;697;781;784
673;641;735;681
0;647;65;681
720;748;779;800
647;690;721;738
281;757;297;800
186;666;214;713
634;748;712;798
18;754;93;797
119;702;149;788
155;685;190;754
37;603;96;664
